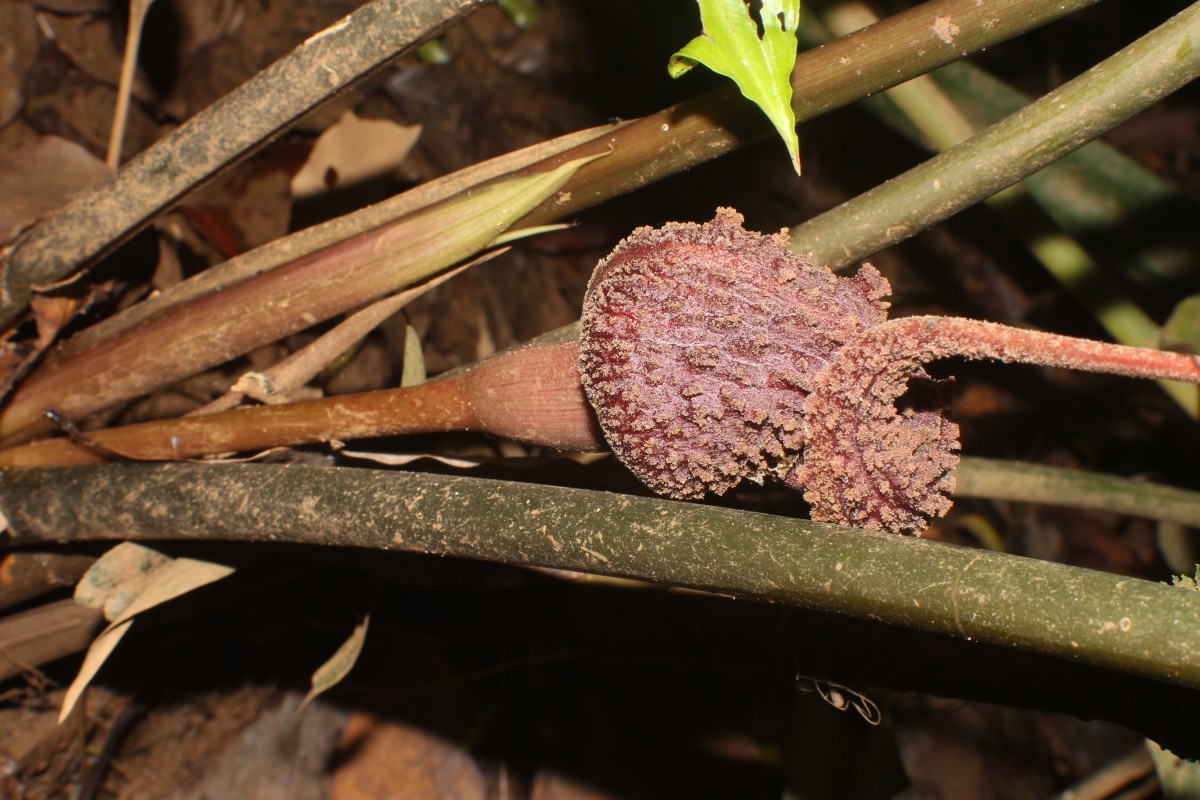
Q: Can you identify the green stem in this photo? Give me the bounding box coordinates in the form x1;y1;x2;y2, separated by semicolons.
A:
929;61;1200;295
790;1;1200;269
956;457;1200;528
3;462;1200;689
810;0;1197;415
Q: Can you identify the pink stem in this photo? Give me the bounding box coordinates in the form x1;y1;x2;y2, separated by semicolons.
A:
797;316;1200;535
0;341;603;468
896;316;1200;383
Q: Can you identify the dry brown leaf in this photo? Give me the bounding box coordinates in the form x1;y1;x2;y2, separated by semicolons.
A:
30;294;85;351
178;153;300;256
22;44;156;156
40;12;128;87
72;542;173;620
400;323;425;387
150;234;185;291
162;0;244;71
0;136;111;243
0;3;38;127
338;451;486;468
227;168;295;251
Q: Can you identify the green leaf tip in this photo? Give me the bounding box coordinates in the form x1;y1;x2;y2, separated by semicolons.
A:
669;0;802;175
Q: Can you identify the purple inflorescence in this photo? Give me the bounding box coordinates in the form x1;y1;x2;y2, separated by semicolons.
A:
579;208;890;500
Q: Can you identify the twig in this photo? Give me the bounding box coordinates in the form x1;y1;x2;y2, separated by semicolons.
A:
106;0;157;168
77;701;145;800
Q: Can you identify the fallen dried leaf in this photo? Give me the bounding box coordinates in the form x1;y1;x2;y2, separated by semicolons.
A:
301;614;369;710
291;111;421;199
0;136;111;242
61;546;237;721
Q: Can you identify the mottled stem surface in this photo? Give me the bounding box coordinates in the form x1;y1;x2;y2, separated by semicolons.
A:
4;462;1200;700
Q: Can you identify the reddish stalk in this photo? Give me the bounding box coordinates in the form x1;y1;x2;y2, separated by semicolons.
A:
796;316;1200;533
0;342;602;468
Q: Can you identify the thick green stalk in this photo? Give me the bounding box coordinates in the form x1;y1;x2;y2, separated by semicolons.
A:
927;63;1200;296
790;1;1200;269
3;463;1199;689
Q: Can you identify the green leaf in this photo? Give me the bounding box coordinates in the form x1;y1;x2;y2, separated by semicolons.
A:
669;0;801;175
1163;295;1200;353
